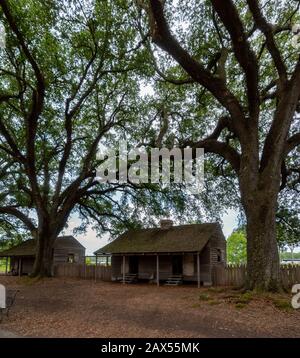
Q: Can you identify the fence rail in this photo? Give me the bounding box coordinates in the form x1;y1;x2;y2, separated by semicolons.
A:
53;264;111;281
212;264;300;288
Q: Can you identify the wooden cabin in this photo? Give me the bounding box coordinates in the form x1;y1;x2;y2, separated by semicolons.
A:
95;220;226;286
0;236;85;276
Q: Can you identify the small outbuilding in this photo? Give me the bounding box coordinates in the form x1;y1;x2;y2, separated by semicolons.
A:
0;236;85;276
95;220;226;286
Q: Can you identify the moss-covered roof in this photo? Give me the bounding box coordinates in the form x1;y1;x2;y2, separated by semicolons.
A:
0;236;85;257
95;223;224;255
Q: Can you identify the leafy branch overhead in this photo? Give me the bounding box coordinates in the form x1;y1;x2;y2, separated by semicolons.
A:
0;0;202;276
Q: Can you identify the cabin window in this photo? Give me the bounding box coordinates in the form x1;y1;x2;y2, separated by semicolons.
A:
217;249;222;263
67;254;75;263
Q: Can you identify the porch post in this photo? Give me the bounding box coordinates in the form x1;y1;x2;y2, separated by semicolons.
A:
106;256;109;267
95;255;98;282
156;254;160;287
197;252;200;288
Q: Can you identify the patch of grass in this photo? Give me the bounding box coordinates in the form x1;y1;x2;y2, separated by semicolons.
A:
206;287;227;294
271;298;293;312
236;292;253;304
199;293;210;301
235;303;247;309
221;293;238;300
232;286;246;291
193;296;221;307
17;276;45;286
191;303;201;308
248;291;293;312
208;300;221;306
219;291;253;306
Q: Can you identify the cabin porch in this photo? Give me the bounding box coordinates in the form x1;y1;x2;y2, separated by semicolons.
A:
98;245;212;287
0;256;34;276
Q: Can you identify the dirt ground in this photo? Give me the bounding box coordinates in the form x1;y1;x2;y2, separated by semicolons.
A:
0;277;299;338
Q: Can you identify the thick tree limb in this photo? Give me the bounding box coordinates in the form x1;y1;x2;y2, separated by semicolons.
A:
206;116;232;139
260;60;300;171
147;0;246;138
183;138;240;174
0;119;25;162
246;0;287;83
285;133;300;155
0;206;36;232
179;114;240;172
211;0;259;120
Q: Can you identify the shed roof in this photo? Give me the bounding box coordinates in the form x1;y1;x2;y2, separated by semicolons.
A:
95;223;224;255
0;236;85;257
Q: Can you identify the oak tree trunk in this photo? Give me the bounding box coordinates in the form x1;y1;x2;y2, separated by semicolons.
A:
240;164;282;291
31;232;55;278
245;201;281;291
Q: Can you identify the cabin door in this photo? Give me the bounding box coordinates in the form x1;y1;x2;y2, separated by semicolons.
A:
129;256;139;274
172;255;183;275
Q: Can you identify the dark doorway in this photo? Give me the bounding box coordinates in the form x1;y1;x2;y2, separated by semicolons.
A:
172;255;183;275
129;256;139;274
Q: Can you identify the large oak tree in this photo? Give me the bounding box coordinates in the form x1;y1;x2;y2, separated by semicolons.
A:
0;0;194;276
137;0;300;290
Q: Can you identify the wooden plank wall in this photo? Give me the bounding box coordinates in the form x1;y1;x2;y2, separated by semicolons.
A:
212;264;300;289
54;247;85;265
53;264;112;281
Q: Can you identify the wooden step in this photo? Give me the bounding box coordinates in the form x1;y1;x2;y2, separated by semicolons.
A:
121;273;138;283
165;275;183;286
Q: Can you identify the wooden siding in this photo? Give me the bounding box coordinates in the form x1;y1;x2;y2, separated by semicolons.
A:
20;257;35;274
53;247;85;264
8;244;85;275
183;254;194;276
111;256;122;277
138;256;156;279
209;234;226;266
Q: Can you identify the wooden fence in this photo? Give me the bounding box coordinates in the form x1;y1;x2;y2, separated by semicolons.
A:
280;265;300;289
212;264;300;289
53;264;112;282
54;263;300;288
212;265;247;287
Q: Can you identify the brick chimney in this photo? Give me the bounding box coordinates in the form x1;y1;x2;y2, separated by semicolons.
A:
160;219;174;229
